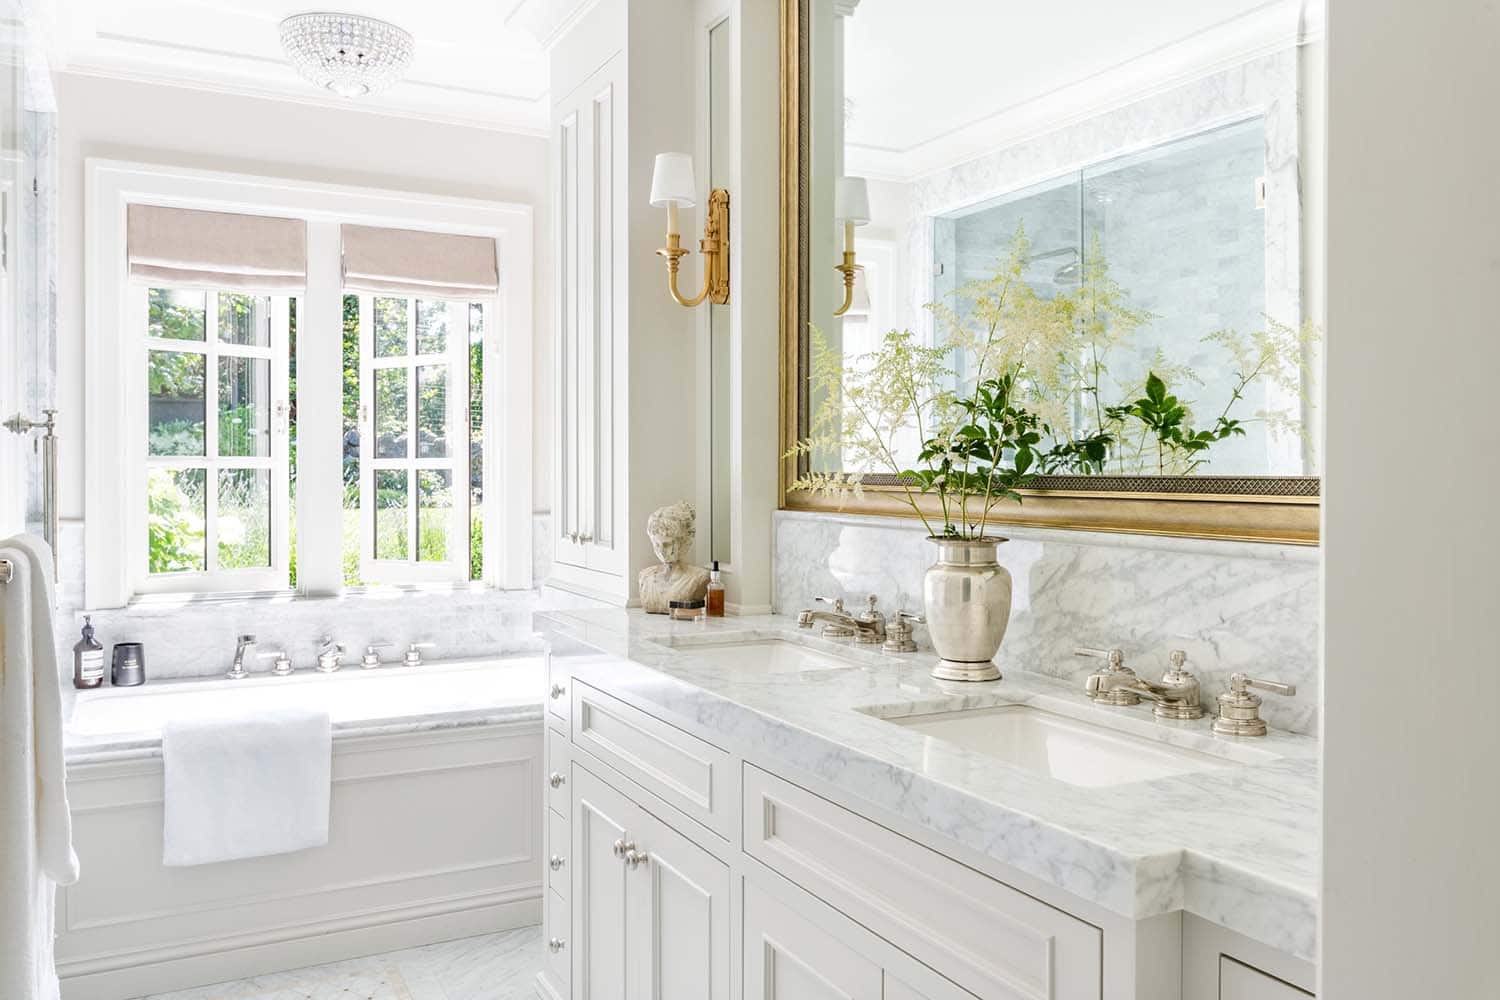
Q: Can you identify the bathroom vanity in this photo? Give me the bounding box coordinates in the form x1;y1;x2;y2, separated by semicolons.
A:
535;609;1317;1000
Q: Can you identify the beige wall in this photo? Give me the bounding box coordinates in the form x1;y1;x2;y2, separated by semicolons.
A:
1322;0;1500;995
54;72;553;517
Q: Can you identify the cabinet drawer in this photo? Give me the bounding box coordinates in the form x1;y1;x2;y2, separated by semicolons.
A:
548;808;570;899
547;728;570;819
743;765;1101;1000
571;681;734;839
545;888;570;987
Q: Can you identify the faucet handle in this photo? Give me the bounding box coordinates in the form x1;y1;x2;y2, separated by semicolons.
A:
404;642;435;666
1236;673;1296;697
882;610;922;654
362;642;392;669
258;650;294;676
814;595;846;613
1074;647;1125;670
1213;672;1297;737
1163;649;1195;680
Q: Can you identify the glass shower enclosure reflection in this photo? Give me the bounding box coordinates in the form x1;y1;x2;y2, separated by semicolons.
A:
931;118;1311;477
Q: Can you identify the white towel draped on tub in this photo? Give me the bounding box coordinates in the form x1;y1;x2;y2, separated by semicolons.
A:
0;535;80;1000
162;708;332;867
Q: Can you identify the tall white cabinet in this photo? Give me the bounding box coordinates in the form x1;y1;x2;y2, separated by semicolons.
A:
553;53;626;587
547;0;699;605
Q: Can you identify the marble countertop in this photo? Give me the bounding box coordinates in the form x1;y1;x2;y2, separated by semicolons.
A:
538;607;1320;962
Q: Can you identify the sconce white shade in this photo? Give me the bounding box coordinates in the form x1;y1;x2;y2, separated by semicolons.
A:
835;176;871;225
650;152;697;208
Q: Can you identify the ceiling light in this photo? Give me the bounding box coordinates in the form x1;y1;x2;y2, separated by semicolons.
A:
279;13;414;99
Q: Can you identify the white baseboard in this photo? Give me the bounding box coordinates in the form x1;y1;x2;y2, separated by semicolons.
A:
60;890;541;1000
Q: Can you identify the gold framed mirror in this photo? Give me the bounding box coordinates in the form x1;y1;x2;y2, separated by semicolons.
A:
778;0;1320;544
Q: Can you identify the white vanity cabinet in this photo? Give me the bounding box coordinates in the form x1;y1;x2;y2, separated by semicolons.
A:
569;763;731;1000
1182;916;1315;1000
540;672;1317;1000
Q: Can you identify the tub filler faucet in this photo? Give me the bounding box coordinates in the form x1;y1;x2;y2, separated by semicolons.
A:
228;634;256;680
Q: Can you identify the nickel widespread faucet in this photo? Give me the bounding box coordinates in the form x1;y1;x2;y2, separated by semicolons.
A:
1076;646;1204;720
797;595;887;645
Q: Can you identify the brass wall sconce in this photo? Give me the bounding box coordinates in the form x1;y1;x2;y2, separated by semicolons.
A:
650;152;730;307
833;176;870;317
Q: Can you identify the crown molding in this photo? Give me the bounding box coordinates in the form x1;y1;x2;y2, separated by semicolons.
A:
506;0;604;52
59;60;550;137
846;0;1316;183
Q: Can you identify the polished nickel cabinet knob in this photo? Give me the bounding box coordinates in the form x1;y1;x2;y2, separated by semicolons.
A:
550;683;566;699
612;838;635;860
548;937;566;953
549;772;566;789
624;847;649;869
549;855;566;871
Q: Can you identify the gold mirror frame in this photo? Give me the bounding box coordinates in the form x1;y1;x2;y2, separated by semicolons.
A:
776;0;1319;545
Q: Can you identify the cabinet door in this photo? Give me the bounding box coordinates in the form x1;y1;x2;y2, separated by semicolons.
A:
626;803;731;1000
552;53;624;579
571;765;633;1000
1221;958;1314;1000
743;881;881;1000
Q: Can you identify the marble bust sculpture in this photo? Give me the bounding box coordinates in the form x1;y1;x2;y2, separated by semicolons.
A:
637;501;711;614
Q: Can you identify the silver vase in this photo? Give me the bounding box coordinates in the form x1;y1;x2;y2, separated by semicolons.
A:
923;536;1012;682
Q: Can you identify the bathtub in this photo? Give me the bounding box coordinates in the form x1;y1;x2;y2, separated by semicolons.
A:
57;655;548;1000
67;655;548;754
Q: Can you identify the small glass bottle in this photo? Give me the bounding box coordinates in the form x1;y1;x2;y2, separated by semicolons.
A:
73;616;105;689
705;561;725;618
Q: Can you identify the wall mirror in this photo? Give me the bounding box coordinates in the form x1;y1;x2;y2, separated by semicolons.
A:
780;0;1321;543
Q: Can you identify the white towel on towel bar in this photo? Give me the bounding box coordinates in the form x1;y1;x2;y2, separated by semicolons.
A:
162;708;332;867
0;534;79;1000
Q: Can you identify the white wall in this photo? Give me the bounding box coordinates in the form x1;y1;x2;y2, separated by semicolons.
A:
54;72;554;518
1321;0;1500;995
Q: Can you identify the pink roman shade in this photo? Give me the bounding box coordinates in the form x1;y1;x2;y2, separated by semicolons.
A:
341;224;499;298
127;205;307;291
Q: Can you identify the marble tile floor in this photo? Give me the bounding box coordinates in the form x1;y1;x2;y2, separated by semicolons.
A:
137;925;544;1000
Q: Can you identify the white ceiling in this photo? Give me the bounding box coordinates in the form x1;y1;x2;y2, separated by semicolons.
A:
48;0;572;134
843;0;1316;180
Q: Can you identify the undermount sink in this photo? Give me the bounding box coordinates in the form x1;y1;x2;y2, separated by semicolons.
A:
650;636;865;673
878;704;1235;787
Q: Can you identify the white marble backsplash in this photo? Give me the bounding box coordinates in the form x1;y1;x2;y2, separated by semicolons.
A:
51;512;594;682
772;510;1320;735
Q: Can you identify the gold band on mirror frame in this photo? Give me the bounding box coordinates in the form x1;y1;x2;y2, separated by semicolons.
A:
776;0;1319;545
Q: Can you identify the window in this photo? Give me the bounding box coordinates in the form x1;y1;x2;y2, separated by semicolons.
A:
137;287;292;593
87;161;534;608
344;294;487;585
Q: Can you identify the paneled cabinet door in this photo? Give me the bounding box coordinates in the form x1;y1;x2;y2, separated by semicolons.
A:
743;881;881;1000
571;765;632;1000
552;51;624;578
625;801;731;1000
572;763;731;1000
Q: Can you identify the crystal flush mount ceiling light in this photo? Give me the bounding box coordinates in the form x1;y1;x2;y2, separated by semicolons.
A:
279;12;414;99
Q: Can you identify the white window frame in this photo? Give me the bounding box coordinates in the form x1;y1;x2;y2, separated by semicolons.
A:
356;293;476;584
85;159;534;608
130;286;292;594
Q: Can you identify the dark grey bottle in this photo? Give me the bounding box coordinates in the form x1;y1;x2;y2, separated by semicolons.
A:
73;616;105;689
